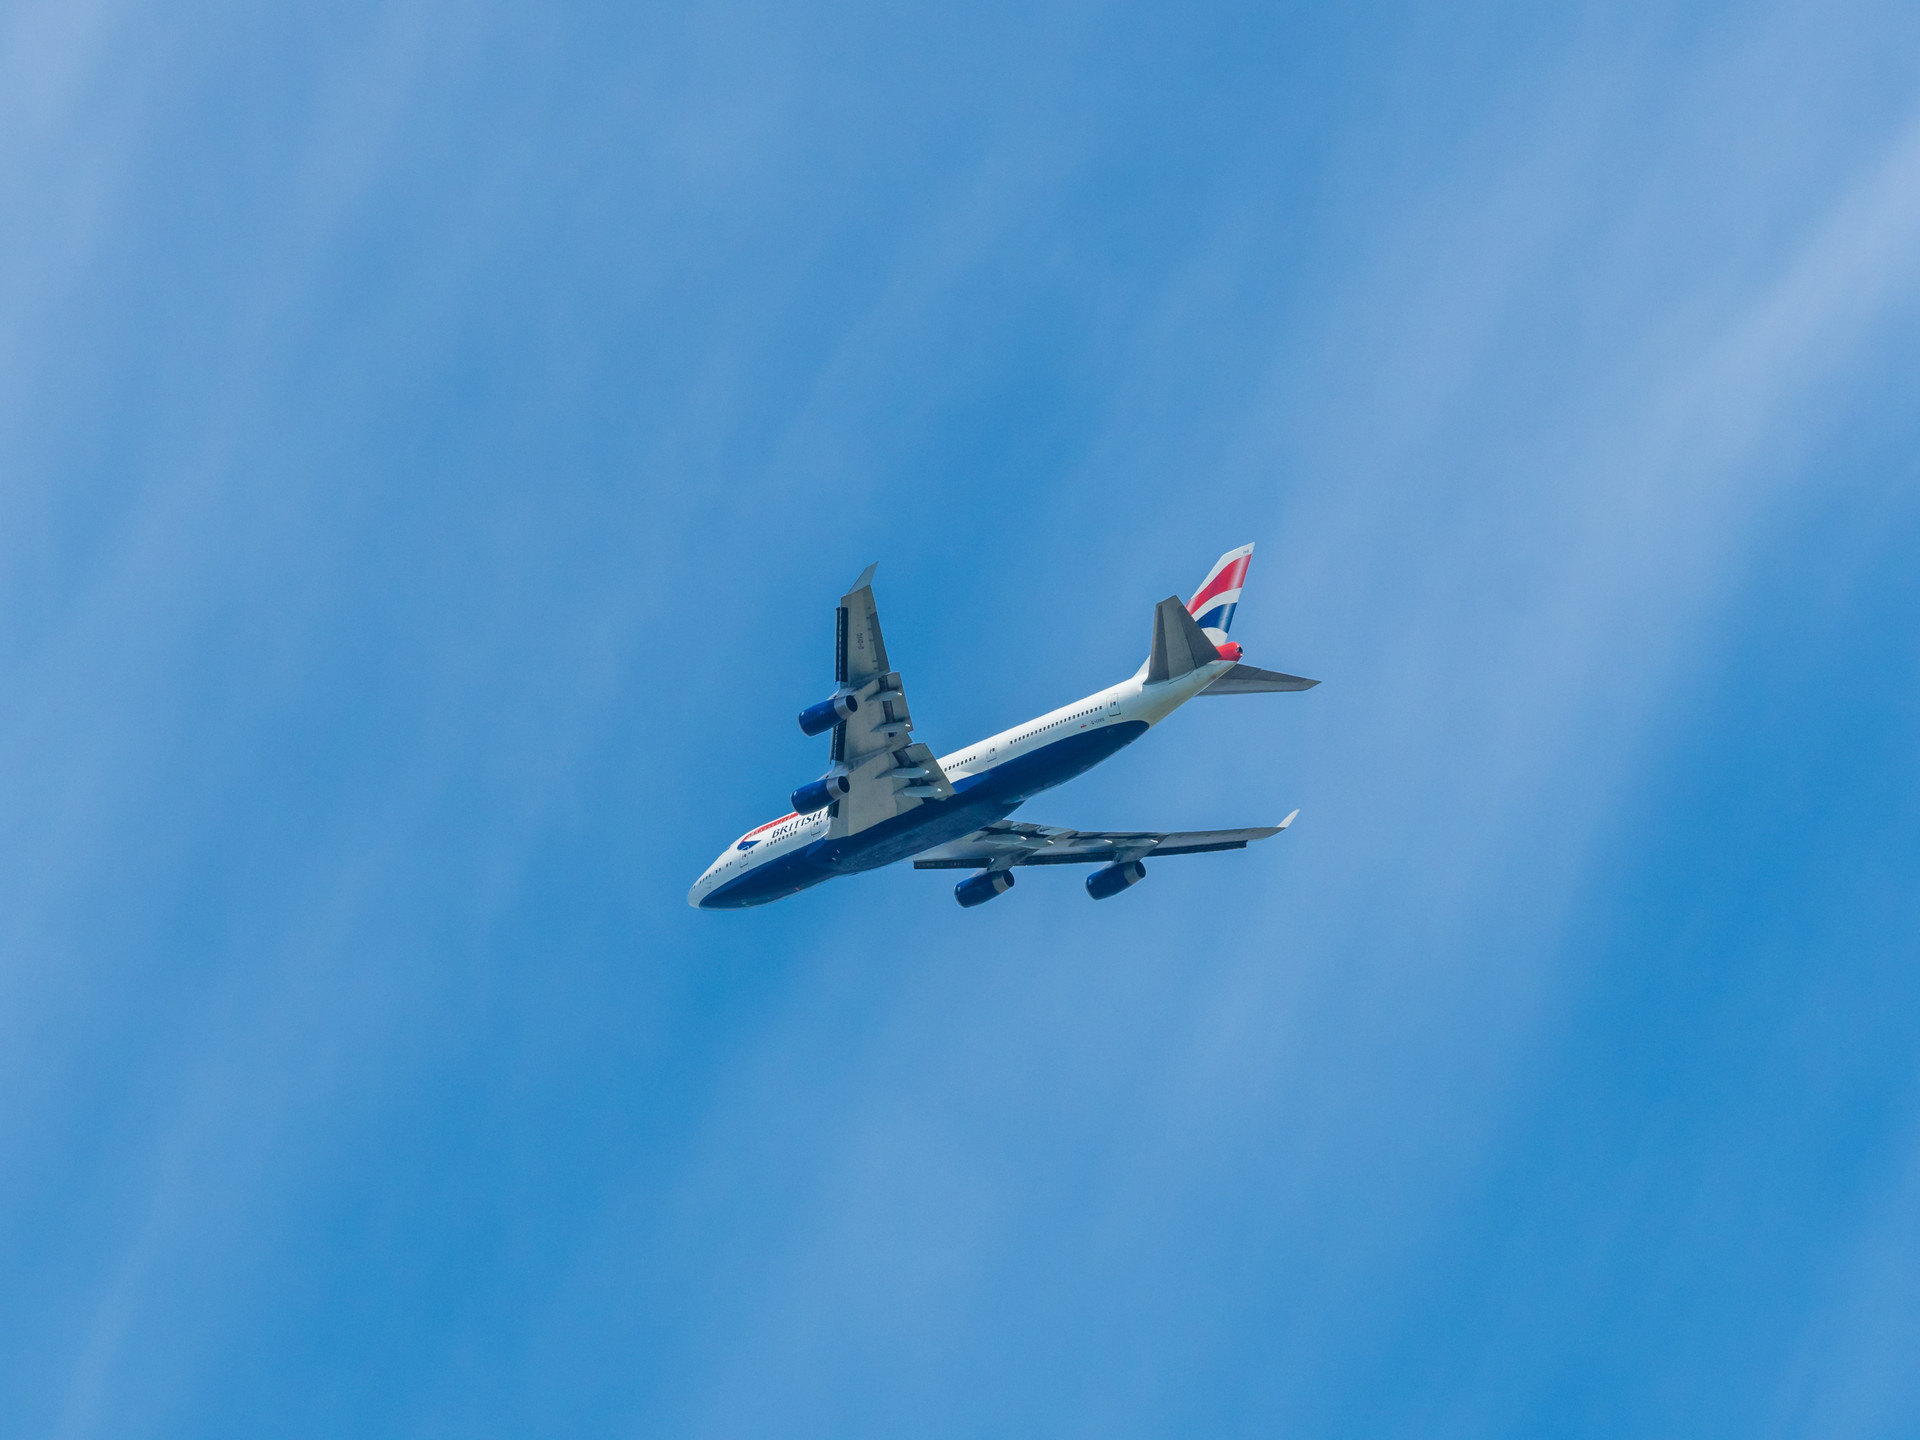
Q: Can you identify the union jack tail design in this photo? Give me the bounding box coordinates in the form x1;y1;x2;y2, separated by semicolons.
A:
1188;543;1254;645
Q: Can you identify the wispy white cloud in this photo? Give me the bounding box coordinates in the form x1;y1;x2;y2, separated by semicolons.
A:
2;1;1917;1436
573;14;1920;1436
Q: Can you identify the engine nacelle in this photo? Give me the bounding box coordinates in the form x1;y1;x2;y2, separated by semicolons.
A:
1085;859;1146;900
798;691;860;737
955;869;1015;908
791;772;852;814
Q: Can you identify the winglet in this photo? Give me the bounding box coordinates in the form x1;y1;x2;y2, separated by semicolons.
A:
1278;809;1299;830
848;562;878;594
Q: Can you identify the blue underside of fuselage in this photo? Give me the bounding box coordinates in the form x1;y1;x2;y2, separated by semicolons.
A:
699;720;1149;908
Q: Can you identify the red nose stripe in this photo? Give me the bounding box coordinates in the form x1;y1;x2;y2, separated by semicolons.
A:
743;812;799;840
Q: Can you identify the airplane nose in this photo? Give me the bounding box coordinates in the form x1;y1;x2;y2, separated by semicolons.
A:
689;859;724;908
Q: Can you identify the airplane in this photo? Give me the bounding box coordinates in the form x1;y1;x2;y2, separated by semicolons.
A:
688;544;1318;910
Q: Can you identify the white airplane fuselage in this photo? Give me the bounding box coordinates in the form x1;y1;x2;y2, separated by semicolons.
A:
688;659;1230;909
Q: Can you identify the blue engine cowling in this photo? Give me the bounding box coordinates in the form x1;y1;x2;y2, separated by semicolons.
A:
798;692;859;737
791;773;852;814
955;869;1015;907
1085;859;1146;900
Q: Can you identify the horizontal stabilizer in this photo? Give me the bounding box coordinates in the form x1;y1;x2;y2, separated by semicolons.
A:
1147;596;1223;683
1200;663;1319;695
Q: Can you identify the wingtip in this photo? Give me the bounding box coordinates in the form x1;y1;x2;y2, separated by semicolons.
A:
1278;809;1300;830
850;562;878;592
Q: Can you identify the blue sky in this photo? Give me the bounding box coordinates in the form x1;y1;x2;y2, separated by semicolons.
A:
3;0;1918;1435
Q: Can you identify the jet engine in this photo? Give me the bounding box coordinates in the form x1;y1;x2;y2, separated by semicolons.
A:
954;870;1015;907
1085;859;1146;900
791;772;852;814
798;691;860;737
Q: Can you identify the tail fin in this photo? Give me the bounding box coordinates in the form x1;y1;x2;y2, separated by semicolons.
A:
1188;543;1254;644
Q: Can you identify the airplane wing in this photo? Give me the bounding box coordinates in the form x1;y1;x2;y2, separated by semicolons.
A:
912;810;1298;869
824;565;955;839
1199;663;1319;694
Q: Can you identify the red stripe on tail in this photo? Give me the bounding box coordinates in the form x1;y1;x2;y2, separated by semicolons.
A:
1189;555;1250;613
